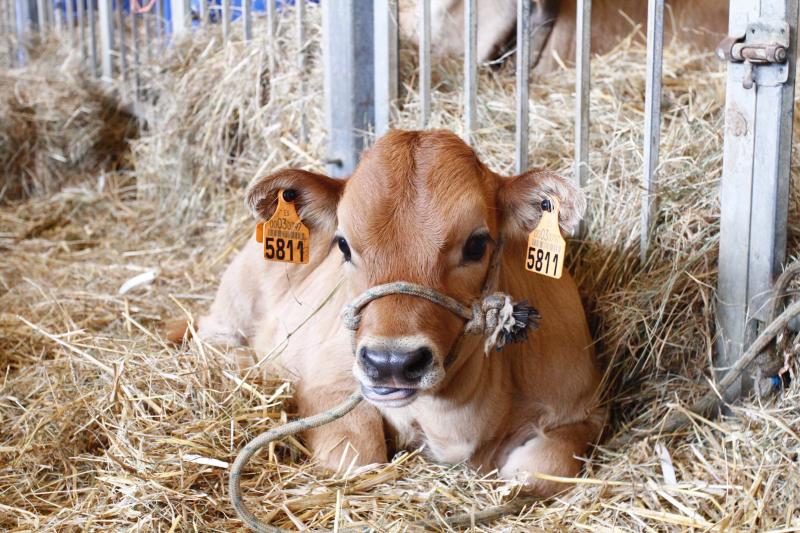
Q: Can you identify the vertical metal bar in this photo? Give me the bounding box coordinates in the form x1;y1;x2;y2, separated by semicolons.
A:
574;0;591;189
54;0;64;33
374;0;398;136
88;0;97;75
242;0;250;39
514;0;530;174
297;0;307;142
640;0;664;260
14;0;33;66
36;0;46;32
418;0;430;128
266;0;275;71
116;0;127;84
130;0;138;99
221;0;229;42
718;0;799;400
322;0;375;177
154;0;161;46
98;0;113;79
66;0;74;44
197;0;205;27
142;1;151;60
77;0;85;57
463;0;477;144
170;0;187;35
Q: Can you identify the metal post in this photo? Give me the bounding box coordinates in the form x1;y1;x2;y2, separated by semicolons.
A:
515;0;530;173
374;0;398;137
88;0;97;75
297;0;307;142
35;0;46;32
130;0;139;99
98;0;113;79
322;0;375;177
66;0;74;44
14;0;34;65
242;0;251;39
266;0;275;71
717;0;799;399
197;0;205;27
77;0;84;57
116;0;127;84
170;0;187;35
221;0;229;42
640;0;664;260
418;0;430;128
463;0;477;144
574;0;591;189
54;0;63;33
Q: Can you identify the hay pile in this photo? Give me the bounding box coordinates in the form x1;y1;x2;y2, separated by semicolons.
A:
0;44;136;203
2;6;800;531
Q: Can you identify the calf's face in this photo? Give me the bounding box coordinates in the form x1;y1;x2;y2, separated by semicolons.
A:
246;130;585;408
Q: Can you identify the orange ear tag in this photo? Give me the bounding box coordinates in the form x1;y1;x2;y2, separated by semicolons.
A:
254;189;310;264
525;197;566;279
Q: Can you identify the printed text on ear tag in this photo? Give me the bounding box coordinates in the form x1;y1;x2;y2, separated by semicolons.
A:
525;196;565;279
254;189;310;264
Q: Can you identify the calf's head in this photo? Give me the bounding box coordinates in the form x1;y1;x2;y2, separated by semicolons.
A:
246;130;584;407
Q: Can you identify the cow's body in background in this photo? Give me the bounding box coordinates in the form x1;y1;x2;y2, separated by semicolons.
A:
193;130;604;497
399;0;727;72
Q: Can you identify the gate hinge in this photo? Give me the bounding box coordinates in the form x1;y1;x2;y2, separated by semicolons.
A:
716;19;790;89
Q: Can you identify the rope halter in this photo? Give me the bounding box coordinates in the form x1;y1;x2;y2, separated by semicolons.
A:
341;282;540;356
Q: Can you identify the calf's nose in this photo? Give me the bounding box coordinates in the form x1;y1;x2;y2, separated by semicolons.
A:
359;346;434;383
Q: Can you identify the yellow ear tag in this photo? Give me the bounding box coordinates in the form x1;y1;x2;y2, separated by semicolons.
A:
254;189;310;264
525;196;565;279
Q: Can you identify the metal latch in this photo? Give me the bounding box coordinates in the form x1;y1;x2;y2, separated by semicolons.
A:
716;19;790;89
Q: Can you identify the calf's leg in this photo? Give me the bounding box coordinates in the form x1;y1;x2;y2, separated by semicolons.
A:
499;420;599;498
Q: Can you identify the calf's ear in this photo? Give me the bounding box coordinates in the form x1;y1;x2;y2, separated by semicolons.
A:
497;169;586;237
245;169;345;232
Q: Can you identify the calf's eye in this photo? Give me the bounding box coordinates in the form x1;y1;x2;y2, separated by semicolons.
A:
337;237;352;262
462;234;489;263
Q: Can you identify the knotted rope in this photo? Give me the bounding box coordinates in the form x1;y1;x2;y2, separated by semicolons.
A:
229;237;541;531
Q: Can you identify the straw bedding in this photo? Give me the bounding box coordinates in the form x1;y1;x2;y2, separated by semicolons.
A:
2;7;800;531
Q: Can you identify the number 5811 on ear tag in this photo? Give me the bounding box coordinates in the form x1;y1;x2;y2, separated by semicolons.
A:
254;189;310;264
525;197;565;279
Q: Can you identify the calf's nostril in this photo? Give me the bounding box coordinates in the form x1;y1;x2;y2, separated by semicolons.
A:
402;347;433;380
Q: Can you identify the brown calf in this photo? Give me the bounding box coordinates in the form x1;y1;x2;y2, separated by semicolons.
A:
194;130;604;497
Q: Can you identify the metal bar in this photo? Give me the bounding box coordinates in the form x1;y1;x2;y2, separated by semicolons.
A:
14;0;32;66
142;0;151;61
98;0;113;79
170;0;187;35
36;0;46;32
266;0;275;71
221;0;229;42
574;0;591;189
463;0;477;144
130;0;139;99
77;0;84;57
418;0;430;128
297;0;307;142
54;0;63;33
242;0;250;39
322;0;375;177
514;0;530;173
116;0;127;84
716;0;765;400
66;0;74;43
88;0;97;75
640;0;664;260
374;0;398;136
154;0;160;45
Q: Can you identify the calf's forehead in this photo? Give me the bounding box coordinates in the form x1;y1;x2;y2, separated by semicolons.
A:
339;132;496;250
